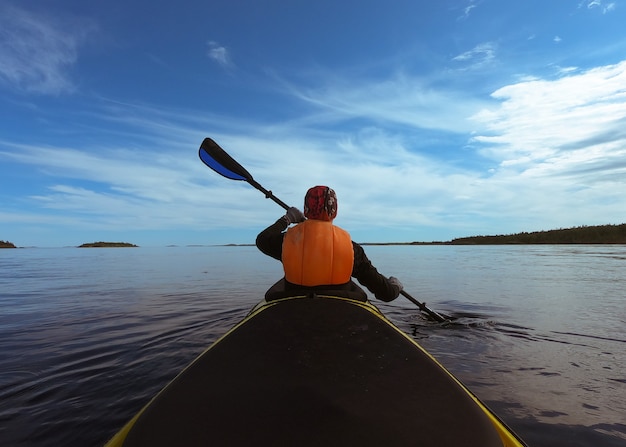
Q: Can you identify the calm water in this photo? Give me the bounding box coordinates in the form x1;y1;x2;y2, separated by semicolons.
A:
1;245;625;446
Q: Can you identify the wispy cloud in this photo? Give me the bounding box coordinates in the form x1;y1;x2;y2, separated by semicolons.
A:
0;140;249;231
207;41;233;69
280;71;486;134
583;0;617;14
471;60;626;182
458;1;480;21
0;101;481;241
0;4;95;94
452;42;496;68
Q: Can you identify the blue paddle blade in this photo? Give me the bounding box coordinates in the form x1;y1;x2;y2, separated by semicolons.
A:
199;148;246;180
198;138;252;181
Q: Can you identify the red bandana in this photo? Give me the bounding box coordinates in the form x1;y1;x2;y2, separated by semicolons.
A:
304;186;337;221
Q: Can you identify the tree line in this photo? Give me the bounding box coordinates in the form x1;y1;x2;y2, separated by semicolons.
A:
448;224;626;245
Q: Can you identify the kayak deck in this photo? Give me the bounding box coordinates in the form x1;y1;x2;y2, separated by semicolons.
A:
107;295;525;446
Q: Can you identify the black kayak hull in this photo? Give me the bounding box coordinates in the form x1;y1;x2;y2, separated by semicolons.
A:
105;295;526;446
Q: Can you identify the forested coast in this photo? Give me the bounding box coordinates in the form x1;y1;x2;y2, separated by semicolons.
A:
446;223;626;245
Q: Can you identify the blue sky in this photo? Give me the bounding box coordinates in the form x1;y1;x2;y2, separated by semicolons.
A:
1;0;625;247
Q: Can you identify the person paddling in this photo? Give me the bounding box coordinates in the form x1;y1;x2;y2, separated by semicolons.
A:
256;185;403;302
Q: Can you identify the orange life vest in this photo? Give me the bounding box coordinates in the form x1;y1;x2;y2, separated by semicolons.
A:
282;220;354;286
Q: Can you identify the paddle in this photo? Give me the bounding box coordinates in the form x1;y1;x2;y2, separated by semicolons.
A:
198;137;451;322
400;291;450;322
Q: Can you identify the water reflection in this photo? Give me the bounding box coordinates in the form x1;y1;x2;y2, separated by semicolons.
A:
2;245;625;447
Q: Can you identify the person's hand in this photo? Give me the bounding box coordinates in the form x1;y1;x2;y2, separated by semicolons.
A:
284;207;305;224
388;276;403;293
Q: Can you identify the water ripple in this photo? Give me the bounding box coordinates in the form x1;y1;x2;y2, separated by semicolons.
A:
2;245;625;447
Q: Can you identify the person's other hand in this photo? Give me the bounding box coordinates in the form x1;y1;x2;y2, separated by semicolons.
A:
388;276;404;292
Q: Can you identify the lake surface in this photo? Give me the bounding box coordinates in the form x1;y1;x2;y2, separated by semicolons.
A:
1;245;625;446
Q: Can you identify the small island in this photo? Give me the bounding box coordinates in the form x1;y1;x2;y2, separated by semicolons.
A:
78;241;138;248
0;240;17;249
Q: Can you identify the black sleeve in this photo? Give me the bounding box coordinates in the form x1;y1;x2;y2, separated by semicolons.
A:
255;217;289;261
351;242;400;302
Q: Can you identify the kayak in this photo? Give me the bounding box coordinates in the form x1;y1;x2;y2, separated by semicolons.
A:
105;294;527;447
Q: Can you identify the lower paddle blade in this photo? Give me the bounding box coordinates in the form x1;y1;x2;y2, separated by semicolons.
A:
400;290;451;322
199;138;252;181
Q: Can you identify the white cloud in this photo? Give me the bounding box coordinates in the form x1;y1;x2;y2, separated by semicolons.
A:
458;2;479;21
0;141;257;231
452;42;496;68
0;114;480;241
207;41;233;68
0;4;94;94
584;0;617;13
281;72;485;134
556;66;579;75
461;62;626;230
470;60;626;190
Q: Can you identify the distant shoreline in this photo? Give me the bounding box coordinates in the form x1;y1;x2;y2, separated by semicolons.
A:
241;224;626;246
231;223;626;246
3;223;625;248
442;223;626;245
